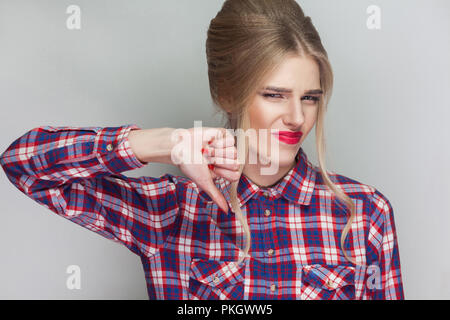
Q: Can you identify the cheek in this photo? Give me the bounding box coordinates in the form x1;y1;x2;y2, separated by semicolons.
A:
248;102;274;129
300;109;318;137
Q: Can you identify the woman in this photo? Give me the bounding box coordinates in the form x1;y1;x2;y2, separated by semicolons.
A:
0;0;403;299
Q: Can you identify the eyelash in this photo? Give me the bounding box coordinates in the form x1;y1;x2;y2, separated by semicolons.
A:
262;93;320;103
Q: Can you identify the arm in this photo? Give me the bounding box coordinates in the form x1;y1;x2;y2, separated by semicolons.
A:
0;124;179;257
366;189;405;299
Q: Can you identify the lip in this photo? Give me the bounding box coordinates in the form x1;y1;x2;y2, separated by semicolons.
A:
272;131;303;145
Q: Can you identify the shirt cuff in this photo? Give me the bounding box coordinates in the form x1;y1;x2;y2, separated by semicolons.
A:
95;124;148;174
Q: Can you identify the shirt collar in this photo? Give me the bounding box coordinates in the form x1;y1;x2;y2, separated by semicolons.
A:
214;147;316;214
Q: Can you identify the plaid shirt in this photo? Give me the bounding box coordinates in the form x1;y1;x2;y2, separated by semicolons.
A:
0;124;404;300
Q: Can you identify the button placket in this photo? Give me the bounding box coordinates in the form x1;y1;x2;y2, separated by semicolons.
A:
256;189;279;296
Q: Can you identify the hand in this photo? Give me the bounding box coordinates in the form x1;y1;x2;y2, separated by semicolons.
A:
172;127;239;213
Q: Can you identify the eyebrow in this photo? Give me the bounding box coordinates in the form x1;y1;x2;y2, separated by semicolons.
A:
262;86;323;95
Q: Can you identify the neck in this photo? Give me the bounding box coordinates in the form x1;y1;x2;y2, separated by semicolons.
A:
242;158;297;188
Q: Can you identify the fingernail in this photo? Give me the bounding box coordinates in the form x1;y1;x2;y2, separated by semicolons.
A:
201;148;207;155
208;164;214;170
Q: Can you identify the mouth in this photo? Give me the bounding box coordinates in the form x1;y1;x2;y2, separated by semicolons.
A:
272;131;303;145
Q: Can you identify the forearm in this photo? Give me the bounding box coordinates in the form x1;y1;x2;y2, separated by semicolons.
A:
0;124;180;257
128;127;177;165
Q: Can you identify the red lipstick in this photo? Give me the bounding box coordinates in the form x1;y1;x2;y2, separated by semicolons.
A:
273;131;303;145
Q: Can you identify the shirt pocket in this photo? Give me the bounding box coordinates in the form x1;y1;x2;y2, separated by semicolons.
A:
188;258;246;300
300;264;356;300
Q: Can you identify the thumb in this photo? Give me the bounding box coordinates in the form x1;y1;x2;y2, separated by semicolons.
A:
199;179;229;213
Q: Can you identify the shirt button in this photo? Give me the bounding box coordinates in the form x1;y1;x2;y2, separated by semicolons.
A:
263;191;270;198
106;143;113;151
270;284;277;292
264;209;271;217
326;279;336;289
213;276;220;284
267;248;274;256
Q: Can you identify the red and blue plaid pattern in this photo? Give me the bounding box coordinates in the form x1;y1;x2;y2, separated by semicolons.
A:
0;124;404;299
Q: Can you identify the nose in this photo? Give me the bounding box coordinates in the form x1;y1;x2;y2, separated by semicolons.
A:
282;100;304;130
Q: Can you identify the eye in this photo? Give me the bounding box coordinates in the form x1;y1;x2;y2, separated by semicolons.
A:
301;95;320;103
262;93;321;103
262;93;283;99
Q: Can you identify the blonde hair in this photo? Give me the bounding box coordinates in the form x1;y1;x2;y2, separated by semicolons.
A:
206;0;357;266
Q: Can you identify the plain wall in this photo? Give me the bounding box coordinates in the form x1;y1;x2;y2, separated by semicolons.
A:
0;0;449;299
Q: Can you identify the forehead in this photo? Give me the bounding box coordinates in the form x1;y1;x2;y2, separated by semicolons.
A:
262;54;321;91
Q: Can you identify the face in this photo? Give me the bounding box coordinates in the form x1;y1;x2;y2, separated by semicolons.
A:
246;54;322;170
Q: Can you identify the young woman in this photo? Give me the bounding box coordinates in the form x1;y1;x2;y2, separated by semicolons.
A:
0;0;403;299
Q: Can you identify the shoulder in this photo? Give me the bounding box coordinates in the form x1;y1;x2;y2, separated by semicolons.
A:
311;165;393;214
312;166;375;199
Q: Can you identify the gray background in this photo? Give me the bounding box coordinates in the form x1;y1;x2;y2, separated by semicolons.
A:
0;0;449;299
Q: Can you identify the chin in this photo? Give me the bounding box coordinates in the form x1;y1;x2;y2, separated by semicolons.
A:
267;149;298;167
247;143;298;167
